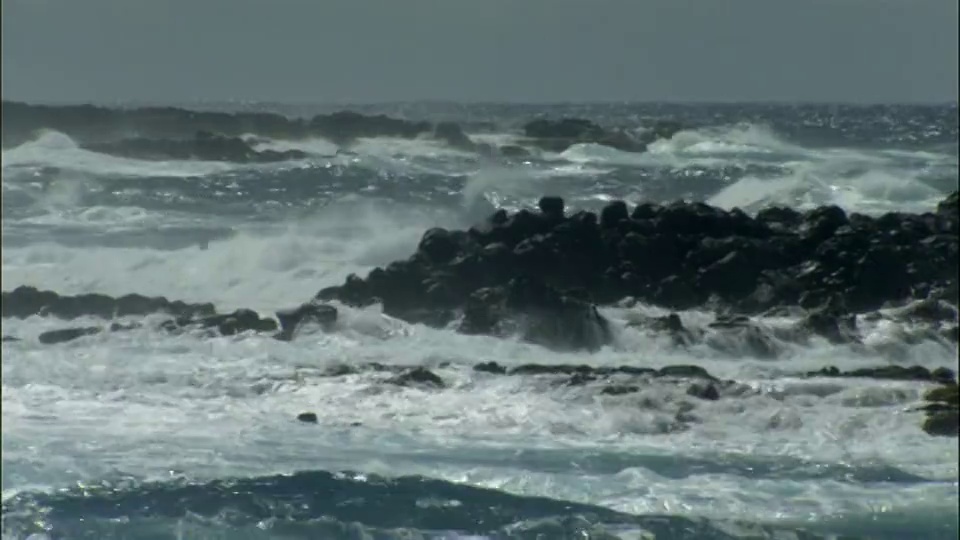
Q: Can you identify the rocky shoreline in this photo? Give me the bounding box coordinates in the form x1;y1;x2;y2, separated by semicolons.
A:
316;192;959;349
3;193;958;437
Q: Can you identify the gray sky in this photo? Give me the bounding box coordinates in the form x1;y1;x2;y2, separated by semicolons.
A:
2;0;957;104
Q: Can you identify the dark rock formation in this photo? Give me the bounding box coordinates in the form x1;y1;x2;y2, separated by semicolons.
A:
159;309;279;336
274;303;338;341
920;384;959;437
1;101;432;148
386;367;446;388
2;286;215;320
804;365;956;384
687;382;721;401
316;192;960;350
83;131;309;163
37;323;140;345
296;412;319;424
1;102;683;158
3;287;337;343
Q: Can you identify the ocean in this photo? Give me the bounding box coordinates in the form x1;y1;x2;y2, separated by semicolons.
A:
1;101;958;539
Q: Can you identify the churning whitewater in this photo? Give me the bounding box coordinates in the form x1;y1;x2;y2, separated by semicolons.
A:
1;102;958;539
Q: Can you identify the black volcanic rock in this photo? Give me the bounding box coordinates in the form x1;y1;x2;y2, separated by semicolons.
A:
296;412;319;424
1;286;216;320
920;383;959;437
314;193;959;349
3;287;338;344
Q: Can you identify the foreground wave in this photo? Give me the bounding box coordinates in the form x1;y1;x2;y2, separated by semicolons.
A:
4;469;955;540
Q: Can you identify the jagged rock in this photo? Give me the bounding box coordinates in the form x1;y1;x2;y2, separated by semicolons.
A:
314;193;958;350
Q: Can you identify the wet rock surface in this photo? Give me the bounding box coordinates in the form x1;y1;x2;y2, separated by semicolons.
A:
920;383;959;436
2;286;217;320
2;287;338;343
317;193;959;351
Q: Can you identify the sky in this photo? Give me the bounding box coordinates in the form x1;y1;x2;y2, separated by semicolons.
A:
2;0;957;104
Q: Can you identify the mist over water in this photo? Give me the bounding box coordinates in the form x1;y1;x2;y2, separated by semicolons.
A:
2;102;958;539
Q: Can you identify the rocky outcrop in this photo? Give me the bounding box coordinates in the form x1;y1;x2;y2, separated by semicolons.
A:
0;101;432;148
82;131;309;162
297;360;957;435
2;286;216;320
919;384;959;437
316;192;959;351
1;287;337;343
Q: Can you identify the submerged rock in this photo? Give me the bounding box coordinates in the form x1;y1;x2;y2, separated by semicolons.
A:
805;365;956;384
296;412;319;424
386;367;446;388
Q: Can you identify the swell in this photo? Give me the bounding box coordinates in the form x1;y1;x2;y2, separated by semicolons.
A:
4;469;954;540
